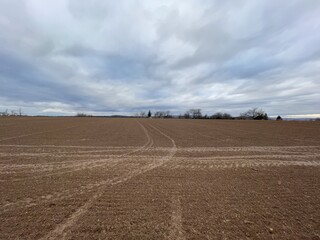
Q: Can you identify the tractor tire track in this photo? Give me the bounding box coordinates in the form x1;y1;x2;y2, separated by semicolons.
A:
168;196;185;240
38;121;176;240
0;121;154;182
0;126;79;143
0;120;153;212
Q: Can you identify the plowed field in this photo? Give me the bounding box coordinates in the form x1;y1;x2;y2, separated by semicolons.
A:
0;117;319;239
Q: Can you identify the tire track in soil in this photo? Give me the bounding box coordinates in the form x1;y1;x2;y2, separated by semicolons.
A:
1;145;318;183
172;154;320;161
171;160;320;170
0;121;154;182
3;153;140;181
4;145;316;174
177;146;320;153
0;120;153;212
169;154;320;170
1;155;166;213
0;126;79;143
168;195;186;240
1;145;318;173
0;144;141;149
147;123;186;240
189;121;320;145
168;144;320;170
38;121;177;240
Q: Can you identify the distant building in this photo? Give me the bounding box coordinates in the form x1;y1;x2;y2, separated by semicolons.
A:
276;116;283;121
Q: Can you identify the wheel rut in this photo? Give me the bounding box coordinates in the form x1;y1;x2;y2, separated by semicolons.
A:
38;120;177;240
168;195;185;240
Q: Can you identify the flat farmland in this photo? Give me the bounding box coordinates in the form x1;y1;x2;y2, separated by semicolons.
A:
0;117;319;240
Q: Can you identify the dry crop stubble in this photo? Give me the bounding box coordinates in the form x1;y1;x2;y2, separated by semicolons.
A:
0;117;319;239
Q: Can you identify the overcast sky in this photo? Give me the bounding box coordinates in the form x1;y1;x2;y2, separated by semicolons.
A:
1;0;320;117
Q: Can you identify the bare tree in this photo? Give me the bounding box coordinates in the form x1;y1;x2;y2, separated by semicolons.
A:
154;111;163;118
139;111;146;118
154;111;172;118
189;109;202;119
222;113;232;119
166;111;172;118
184;111;191;119
10;110;17;116
75;112;93;117
0;108;27;117
240;108;268;120
211;112;233;119
0;109;8;116
211;112;223;119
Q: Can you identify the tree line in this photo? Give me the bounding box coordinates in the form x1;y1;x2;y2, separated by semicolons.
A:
1;107;288;121
137;108;271;120
0;108;23;117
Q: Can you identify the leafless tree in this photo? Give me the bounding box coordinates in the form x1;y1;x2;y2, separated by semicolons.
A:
240;108;268;120
183;111;191;119
139;111;146;118
154;111;163;118
3;109;9;116
10;110;17;116
211;112;233;119
165;111;172;118
75;113;92;117
154;110;172;118
189;109;202;119
211;112;223;119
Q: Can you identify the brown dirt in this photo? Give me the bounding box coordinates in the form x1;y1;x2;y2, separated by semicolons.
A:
0;117;319;239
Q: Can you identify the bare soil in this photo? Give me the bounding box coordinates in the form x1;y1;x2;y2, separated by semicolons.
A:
0;117;319;239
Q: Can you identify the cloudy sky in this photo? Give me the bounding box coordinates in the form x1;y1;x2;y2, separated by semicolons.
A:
1;0;320;117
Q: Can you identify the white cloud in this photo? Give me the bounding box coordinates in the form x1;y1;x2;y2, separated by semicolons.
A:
0;0;319;116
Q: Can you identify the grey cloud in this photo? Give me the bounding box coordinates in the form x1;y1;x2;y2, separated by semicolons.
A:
0;0;319;116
